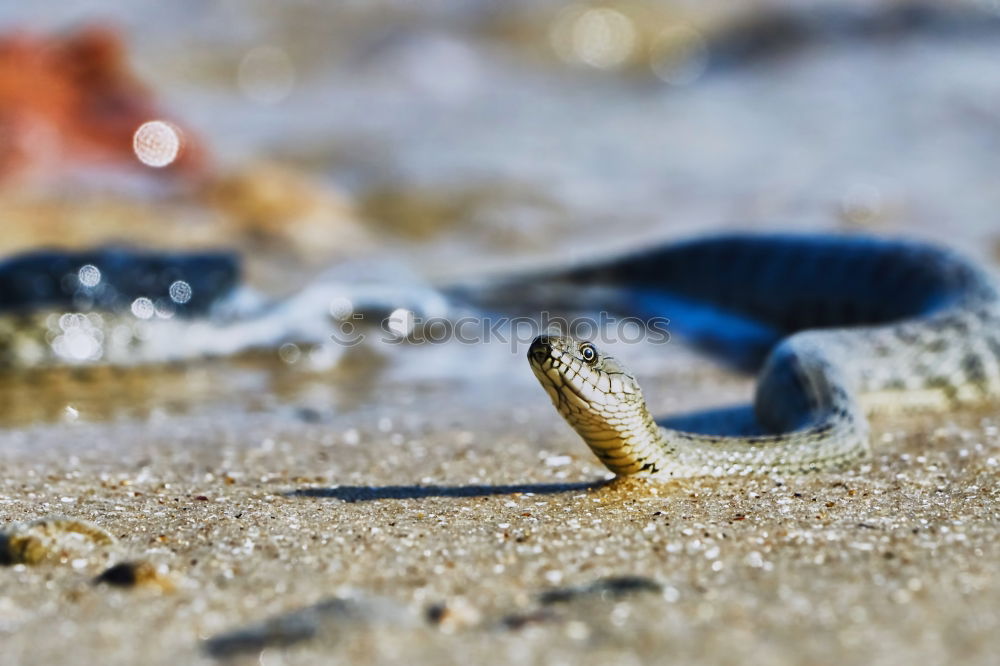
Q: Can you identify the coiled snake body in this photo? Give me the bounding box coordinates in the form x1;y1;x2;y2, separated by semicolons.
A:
524;235;1000;478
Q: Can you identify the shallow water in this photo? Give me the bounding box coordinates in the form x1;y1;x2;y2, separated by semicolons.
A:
2;2;1000;417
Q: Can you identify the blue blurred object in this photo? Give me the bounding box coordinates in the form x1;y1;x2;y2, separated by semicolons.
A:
0;247;240;316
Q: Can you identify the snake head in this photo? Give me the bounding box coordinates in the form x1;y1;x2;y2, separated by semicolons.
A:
528;334;667;477
527;334;642;417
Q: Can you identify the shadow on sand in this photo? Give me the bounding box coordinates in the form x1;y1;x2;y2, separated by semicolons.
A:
287;480;610;503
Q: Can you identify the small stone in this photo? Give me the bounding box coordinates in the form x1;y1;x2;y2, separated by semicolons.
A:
0;517;115;566
539;576;662;604
94;561;174;592
425;597;482;632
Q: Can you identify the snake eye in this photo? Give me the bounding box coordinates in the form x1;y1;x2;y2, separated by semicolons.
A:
580;343;597;364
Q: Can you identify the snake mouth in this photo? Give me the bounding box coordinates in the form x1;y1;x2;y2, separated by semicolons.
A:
528;335;553;366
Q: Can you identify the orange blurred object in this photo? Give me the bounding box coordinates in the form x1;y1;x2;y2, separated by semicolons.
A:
0;25;205;185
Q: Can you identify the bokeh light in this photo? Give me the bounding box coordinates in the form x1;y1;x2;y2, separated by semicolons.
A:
52;313;103;362
154;299;176;319
169;280;193;305
132;120;181;168
650;25;709;86
328;296;354;320
77;264;102;288
278;342;301;364
130;297;155;319
551;5;638;70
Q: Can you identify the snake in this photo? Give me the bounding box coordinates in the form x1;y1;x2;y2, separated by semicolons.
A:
3;235;1000;482
521;234;1000;479
0;247;446;368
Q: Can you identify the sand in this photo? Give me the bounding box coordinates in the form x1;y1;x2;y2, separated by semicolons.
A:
1;355;998;666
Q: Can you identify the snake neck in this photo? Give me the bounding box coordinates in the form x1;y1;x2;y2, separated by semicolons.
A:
556;389;672;477
550;335;872;479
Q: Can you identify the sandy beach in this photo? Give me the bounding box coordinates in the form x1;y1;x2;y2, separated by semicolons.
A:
2;355;999;665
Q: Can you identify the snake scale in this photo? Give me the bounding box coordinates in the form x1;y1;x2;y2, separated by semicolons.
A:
521;234;1000;479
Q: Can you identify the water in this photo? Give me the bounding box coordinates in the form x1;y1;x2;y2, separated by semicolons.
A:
1;2;999;424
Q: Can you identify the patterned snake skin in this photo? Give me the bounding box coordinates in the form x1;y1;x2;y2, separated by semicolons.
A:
525;234;1000;478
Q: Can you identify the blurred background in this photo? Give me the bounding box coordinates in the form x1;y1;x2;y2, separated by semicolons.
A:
1;0;999;422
